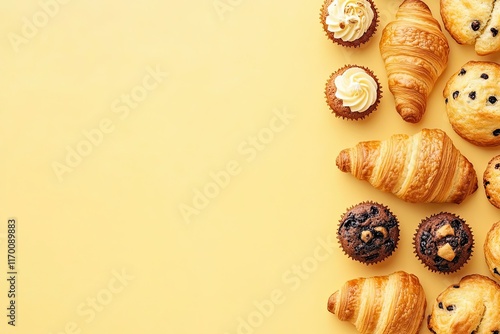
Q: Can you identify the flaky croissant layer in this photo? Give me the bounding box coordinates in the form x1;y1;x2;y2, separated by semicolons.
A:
380;0;449;123
328;271;427;334
336;128;478;203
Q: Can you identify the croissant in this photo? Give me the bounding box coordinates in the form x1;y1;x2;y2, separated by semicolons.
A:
327;271;427;334
379;0;449;123
336;128;478;204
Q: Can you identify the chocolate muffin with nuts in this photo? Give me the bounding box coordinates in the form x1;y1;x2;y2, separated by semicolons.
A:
414;212;474;273
337;201;400;264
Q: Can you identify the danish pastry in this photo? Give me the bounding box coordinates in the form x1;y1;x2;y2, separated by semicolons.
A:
428;274;500;333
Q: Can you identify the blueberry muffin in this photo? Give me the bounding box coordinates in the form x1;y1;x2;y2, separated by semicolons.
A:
483;155;500;208
337;201;399;264
443;61;500;146
413;212;473;273
320;0;378;47
441;0;500;55
325;65;381;120
485;221;500;281
428;275;500;333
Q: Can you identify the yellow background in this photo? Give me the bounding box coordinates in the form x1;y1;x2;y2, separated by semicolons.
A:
1;0;500;333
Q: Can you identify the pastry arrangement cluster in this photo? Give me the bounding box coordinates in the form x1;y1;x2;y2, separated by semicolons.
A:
320;0;500;332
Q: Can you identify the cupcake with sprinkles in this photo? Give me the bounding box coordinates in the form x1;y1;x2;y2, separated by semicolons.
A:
320;0;378;47
325;65;381;120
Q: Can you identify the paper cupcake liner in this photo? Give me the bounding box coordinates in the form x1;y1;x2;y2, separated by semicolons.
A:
337;201;400;265
413;212;474;274
320;0;380;48
325;64;382;120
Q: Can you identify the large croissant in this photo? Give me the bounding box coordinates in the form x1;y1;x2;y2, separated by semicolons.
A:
380;0;449;123
336;128;478;203
328;271;427;334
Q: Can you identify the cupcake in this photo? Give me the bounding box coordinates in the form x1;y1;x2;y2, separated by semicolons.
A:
413;212;474;274
484;221;500;281
337;201;400;264
325;65;381;120
320;0;378;47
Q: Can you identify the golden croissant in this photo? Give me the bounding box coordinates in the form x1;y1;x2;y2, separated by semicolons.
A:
336;128;478;203
328;271;427;334
380;0;449;123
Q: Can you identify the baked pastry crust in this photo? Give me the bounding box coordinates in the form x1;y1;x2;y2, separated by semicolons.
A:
441;0;500;55
484;220;500;280
428;274;500;333
443;61;500;147
380;0;449;123
483;155;500;208
328;271;427;334
336;128;478;203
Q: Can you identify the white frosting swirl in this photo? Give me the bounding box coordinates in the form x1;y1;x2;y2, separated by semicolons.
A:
334;67;378;112
325;0;374;42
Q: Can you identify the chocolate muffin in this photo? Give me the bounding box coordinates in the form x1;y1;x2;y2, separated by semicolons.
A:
337;201;399;264
414;212;474;273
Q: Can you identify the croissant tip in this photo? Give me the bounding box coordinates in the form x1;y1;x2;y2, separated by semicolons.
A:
396;106;423;123
327;292;337;313
401;113;421;123
336;149;351;172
